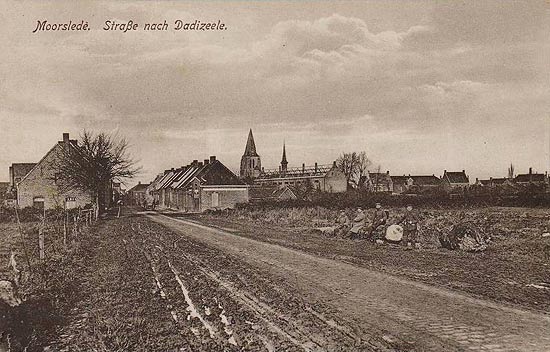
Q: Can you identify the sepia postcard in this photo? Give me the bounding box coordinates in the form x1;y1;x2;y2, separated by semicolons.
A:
0;1;549;351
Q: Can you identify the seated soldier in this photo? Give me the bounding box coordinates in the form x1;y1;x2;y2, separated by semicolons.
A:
369;203;388;241
335;210;350;236
349;208;365;239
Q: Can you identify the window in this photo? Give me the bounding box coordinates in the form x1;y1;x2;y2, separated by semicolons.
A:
65;197;77;210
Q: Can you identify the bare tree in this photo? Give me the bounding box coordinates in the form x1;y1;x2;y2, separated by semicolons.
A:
54;130;140;217
336;151;372;189
357;152;372;187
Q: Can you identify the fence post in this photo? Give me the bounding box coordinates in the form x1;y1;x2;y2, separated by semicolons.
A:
39;228;45;261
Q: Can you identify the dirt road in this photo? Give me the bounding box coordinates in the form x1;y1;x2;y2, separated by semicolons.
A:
147;212;550;352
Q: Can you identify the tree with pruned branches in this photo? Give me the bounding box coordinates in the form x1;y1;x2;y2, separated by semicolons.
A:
53;130;140;217
336;151;372;189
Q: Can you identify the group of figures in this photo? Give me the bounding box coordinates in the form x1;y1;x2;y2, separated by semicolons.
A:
334;203;420;248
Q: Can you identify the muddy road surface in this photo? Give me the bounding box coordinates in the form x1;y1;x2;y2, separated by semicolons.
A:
143;212;550;352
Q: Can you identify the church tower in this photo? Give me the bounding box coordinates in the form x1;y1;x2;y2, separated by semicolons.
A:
280;143;288;175
240;129;262;179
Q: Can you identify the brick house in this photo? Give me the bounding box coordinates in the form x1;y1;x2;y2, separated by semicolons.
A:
151;156;248;212
16;133;92;210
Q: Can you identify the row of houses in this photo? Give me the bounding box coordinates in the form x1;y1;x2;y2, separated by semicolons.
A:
365;167;549;194
365;170;470;194
143;156;248;212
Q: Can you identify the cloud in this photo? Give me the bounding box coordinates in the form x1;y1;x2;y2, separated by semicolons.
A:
0;3;548;182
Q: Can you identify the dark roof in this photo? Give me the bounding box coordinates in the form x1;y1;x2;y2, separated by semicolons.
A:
478;177;509;186
129;183;150;192
411;175;441;186
515;173;546;183
443;171;469;184
155;158;244;191
368;172;392;183
390;176;409;184
243;129;259;157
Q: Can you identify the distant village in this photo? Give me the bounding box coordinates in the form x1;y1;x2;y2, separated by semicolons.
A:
1;130;549;212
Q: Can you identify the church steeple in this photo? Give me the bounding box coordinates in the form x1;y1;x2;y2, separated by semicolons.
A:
243;129;258;156
240;129;261;179
280;142;288;174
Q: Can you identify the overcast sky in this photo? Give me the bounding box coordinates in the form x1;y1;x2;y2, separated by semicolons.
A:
1;1;549;187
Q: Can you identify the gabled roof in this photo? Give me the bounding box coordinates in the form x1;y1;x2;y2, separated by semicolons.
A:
249;185;296;201
411;175;441;186
443;171;469;184
515;173;546;183
390;176;409;184
368;172;392;183
18;139;79;186
129;183;150;192
478;178;509;186
154;158;244;191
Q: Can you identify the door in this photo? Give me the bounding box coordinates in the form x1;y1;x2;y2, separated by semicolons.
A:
33;197;45;210
211;192;219;207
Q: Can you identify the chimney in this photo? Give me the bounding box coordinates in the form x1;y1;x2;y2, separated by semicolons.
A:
210;155;216;162
138;181;141;185
529;167;532;174
315;162;318;173
332;161;337;168
462;169;465;174
262;167;264;172
192;160;198;167
386;170;389;175
198;162;203;167
63;133;69;143
204;159;209;165
302;163;305;174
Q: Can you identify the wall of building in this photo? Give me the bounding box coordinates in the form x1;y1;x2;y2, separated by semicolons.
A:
323;169;347;193
17;144;91;209
200;187;248;211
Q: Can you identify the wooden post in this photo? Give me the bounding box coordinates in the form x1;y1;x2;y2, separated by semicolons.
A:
39;229;45;261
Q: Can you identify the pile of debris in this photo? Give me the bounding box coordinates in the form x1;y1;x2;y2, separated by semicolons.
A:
438;221;490;252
